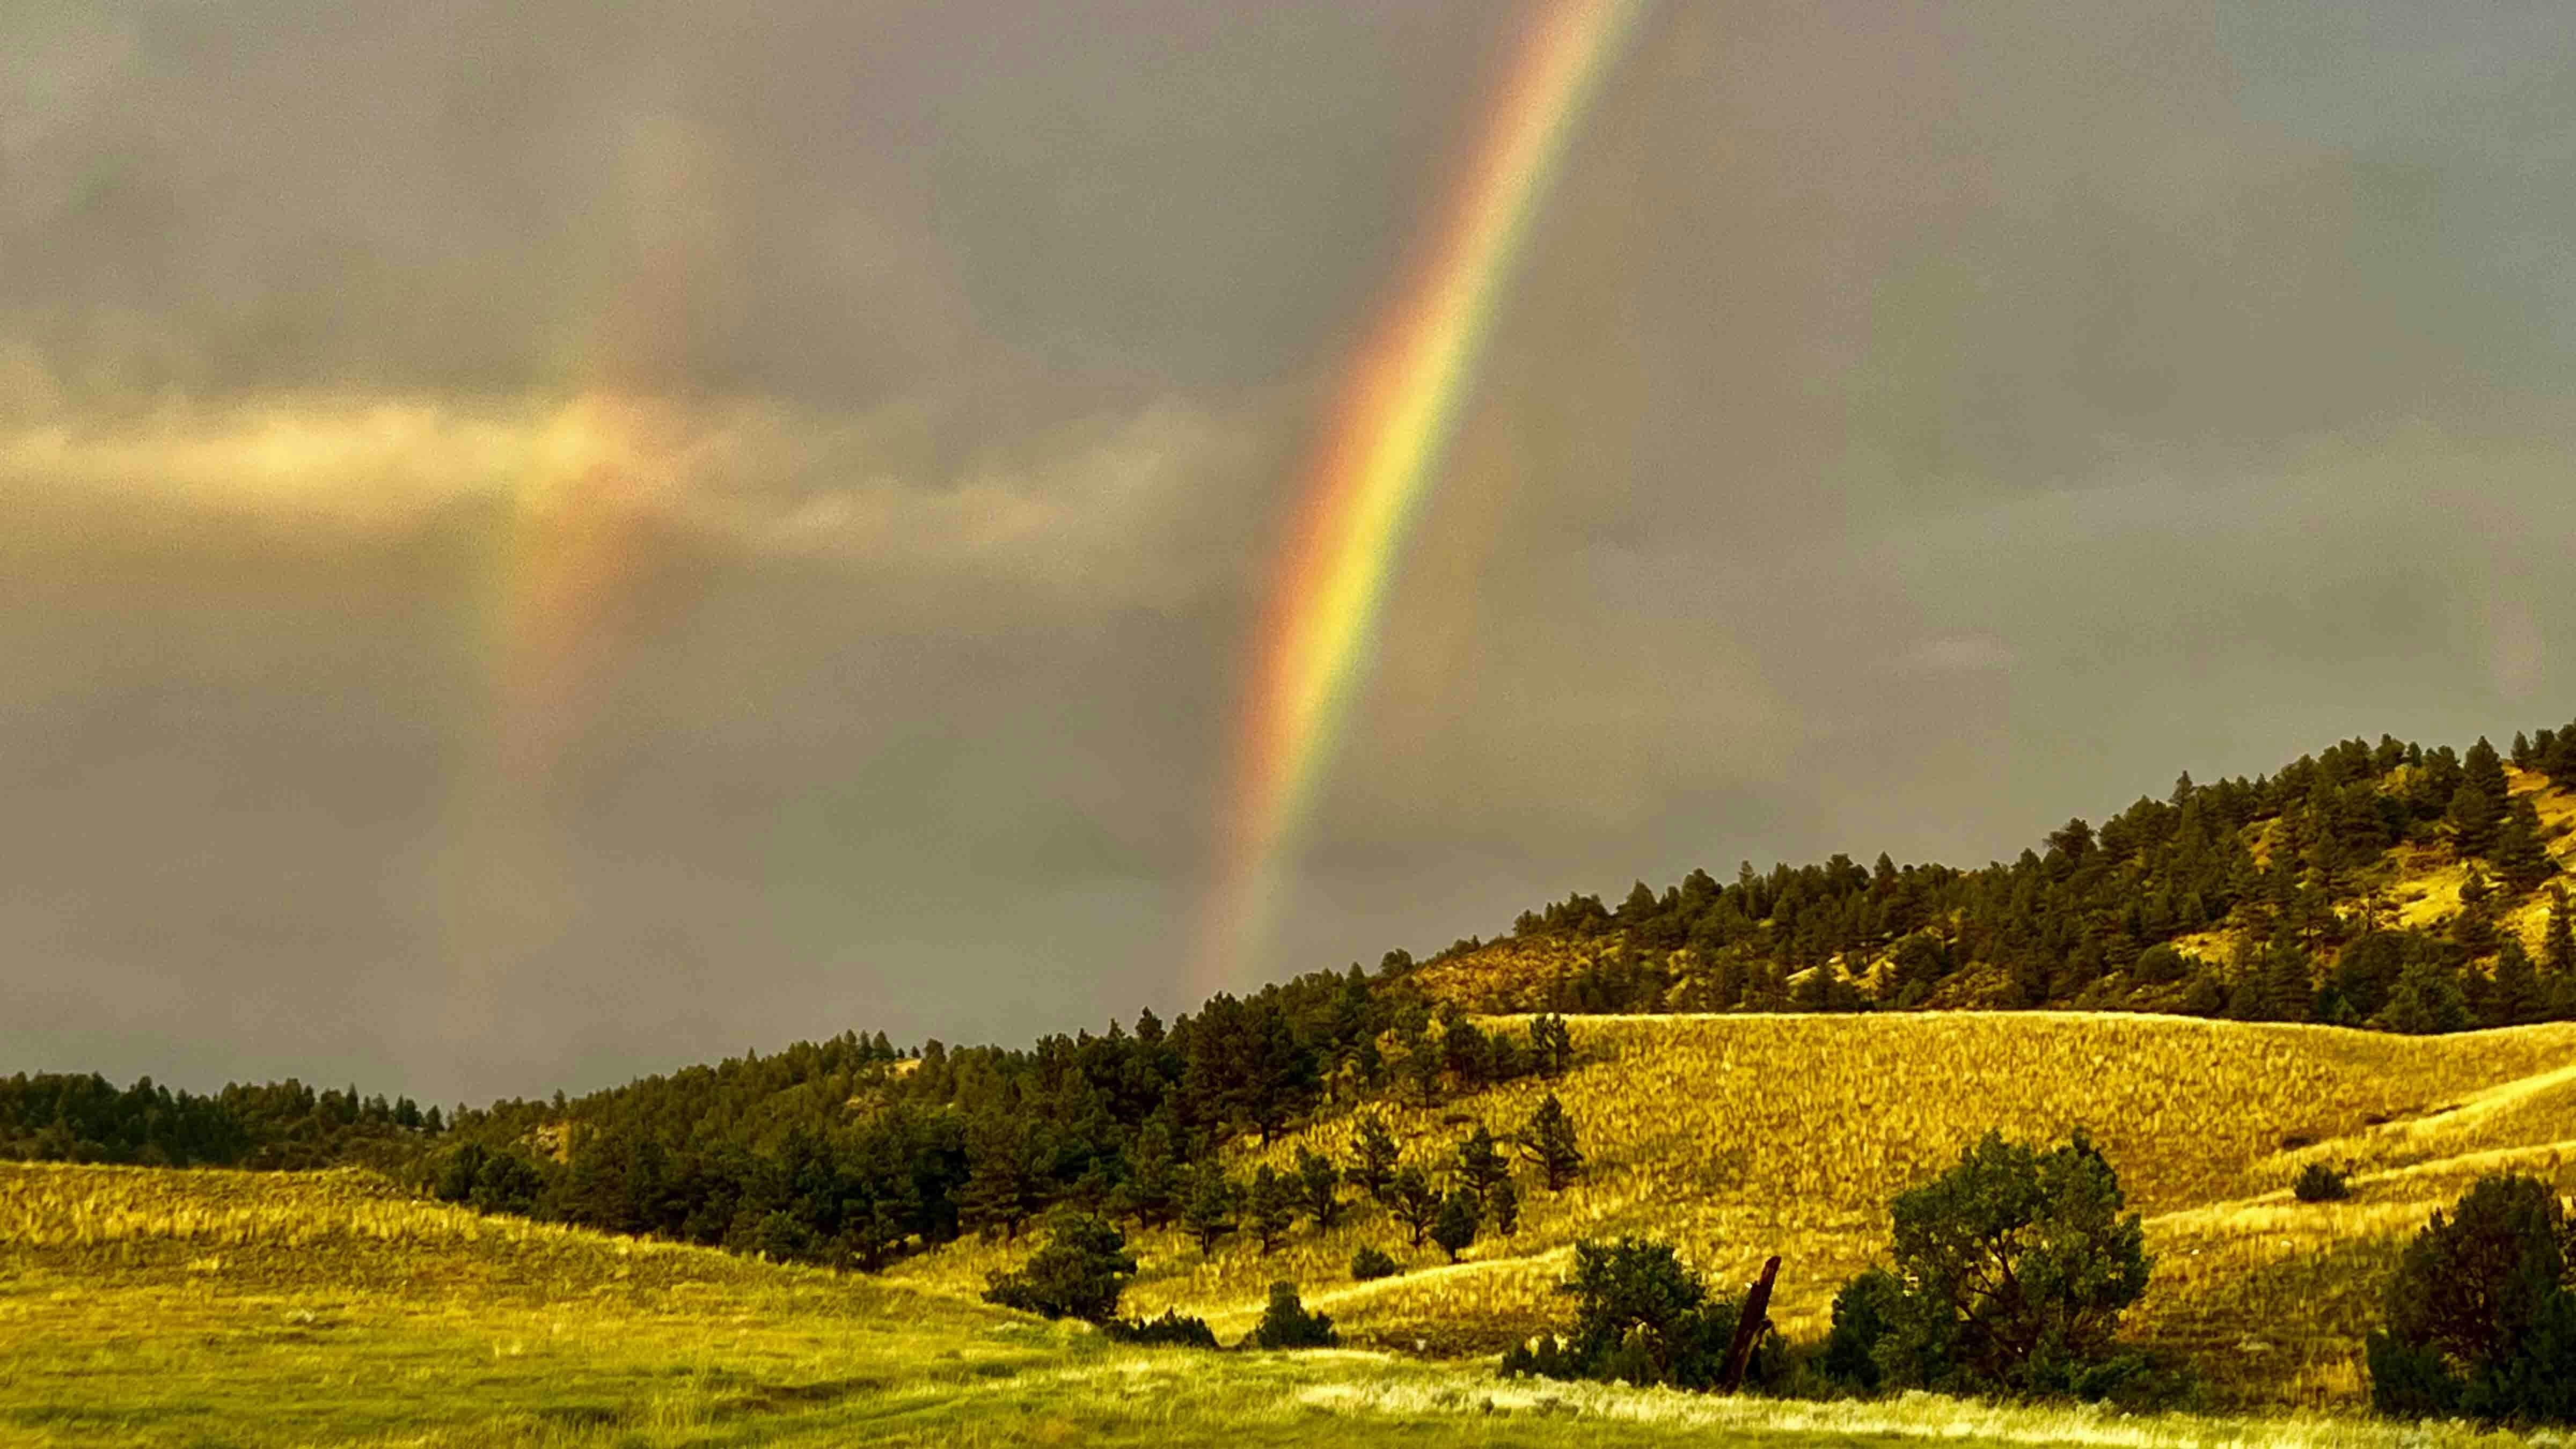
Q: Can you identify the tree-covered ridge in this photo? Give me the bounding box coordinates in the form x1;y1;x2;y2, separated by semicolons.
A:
1415;727;2576;1027
0;1072;440;1169
416;972;1554;1272
12;719;2576;1289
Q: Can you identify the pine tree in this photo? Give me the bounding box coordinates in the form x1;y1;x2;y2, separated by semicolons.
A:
1389;1166;1440;1248
2258;940;2316;1023
2461;956;2500;1028
2547;728;2576;787
2547;885;2576;979
1348;1114;1400;1202
1248;1165;1297;1253
1525;1093;1585;1191
1180;1165;1236;1260
1430;1190;1481;1262
1293;1146;1343;1232
1528;1014;1575;1076
2493;797;2555;894
1488;1177;1520;1239
2451;867;2502;956
1454;1124;1508;1201
2492;937;2544;1027
2448;780;2504;858
1113;1119;1180;1228
959;1115;1041;1241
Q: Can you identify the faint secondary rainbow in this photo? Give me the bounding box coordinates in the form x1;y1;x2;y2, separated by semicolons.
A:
1196;0;1651;994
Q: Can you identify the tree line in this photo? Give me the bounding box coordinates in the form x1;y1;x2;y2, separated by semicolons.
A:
416;992;1582;1274
0;1072;440;1169
1476;728;2576;1030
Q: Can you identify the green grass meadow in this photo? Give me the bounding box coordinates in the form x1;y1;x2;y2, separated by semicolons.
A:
1;1163;2565;1449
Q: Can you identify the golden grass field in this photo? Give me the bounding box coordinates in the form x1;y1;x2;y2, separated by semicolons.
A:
5;1148;2571;1448
892;1013;2576;1410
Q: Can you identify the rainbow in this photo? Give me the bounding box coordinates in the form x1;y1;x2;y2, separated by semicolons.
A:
1196;0;1652;994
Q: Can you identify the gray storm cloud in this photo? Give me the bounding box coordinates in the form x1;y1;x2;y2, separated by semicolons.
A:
5;1;2575;1101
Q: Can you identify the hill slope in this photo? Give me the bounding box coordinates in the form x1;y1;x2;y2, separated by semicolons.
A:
6;1155;2564;1448
894;1012;2576;1409
1406;746;2576;1021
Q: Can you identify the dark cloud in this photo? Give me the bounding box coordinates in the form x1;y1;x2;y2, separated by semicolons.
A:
6;1;2575;1100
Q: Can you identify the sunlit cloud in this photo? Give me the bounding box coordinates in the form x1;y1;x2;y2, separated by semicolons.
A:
0;387;1258;603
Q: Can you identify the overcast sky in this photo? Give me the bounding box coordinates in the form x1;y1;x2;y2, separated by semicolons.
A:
8;2;2576;1103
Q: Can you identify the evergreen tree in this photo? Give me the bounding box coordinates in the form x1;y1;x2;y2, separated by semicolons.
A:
2453;868;2501;957
2385;958;2471;1036
1389;1165;1440;1247
1293;1145;1343;1232
2547;888;2576;1022
2450;781;2506;859
959;1115;1042;1241
2257;940;2316;1024
1526;1094;1585;1191
1180;1165;1236;1260
2493;799;2555;894
1248;1165;1297;1253
1249;1280;1341;1349
2492;938;2544;1028
2367;1174;2576;1423
1488;1177;1520;1240
1112;1119;1180;1228
1529;1014;1575;1076
1431;1189;1481;1262
980;1211;1136;1323
1348;1114;1400;1202
1454;1124;1508;1200
2465;736;2509;801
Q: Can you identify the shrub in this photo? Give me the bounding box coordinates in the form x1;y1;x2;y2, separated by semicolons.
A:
2367;1173;2576;1424
2293;1163;2351;1203
1249;1281;1339;1349
1503;1236;1780;1392
736;1209;817;1262
2131;944;2193;986
1106;1308;1219;1349
1869;1130;2156;1401
1819;1267;1905;1393
980;1211;1136;1323
1350;1245;1399;1281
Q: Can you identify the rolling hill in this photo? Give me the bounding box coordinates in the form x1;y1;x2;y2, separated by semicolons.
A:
890;1012;2576;1410
2;1137;2557;1448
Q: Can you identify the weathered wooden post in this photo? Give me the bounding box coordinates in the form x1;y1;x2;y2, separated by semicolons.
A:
1718;1254;1781;1393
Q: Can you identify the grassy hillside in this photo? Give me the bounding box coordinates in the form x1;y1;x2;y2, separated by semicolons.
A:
1;1158;2559;1449
892;1013;2576;1410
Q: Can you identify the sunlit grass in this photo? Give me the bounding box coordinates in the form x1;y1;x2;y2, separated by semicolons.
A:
8;1158;2573;1447
889;1013;2576;1407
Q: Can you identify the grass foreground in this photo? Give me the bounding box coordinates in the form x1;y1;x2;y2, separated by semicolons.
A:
0;1133;2568;1446
0;1166;2556;1449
